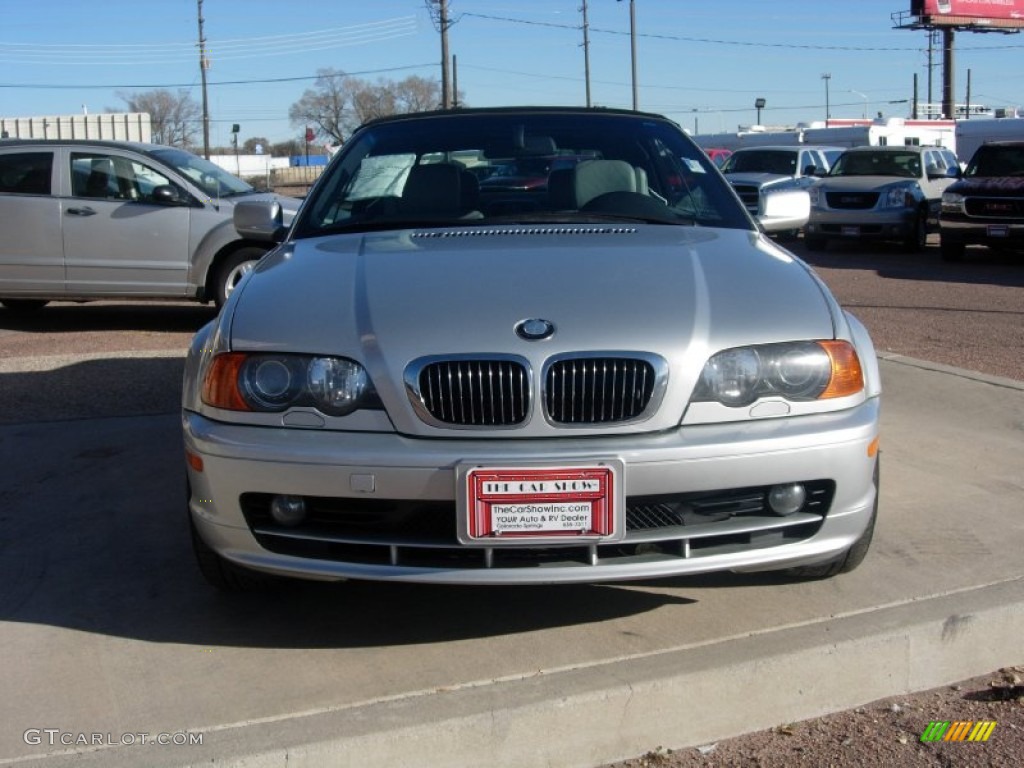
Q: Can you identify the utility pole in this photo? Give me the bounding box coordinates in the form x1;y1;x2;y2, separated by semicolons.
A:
196;0;211;158
581;1;592;107
615;1;638;109
927;29;939;116
440;0;451;108
821;72;831;122
941;27;955;119
426;1;454;108
452;54;459;108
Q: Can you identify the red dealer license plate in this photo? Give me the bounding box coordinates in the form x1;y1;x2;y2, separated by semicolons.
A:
461;464;621;543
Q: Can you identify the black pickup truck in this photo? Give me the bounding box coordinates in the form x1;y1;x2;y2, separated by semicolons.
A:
939;141;1024;262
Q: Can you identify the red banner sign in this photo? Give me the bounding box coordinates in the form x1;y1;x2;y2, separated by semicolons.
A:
915;0;1024;20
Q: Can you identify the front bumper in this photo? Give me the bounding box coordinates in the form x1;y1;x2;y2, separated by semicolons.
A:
806;208;917;241
184;398;880;585
940;217;1024;248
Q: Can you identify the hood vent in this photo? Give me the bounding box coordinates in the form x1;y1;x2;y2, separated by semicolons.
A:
412;226;638;239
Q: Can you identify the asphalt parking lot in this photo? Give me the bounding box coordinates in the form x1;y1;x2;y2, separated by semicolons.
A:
1;237;1022;767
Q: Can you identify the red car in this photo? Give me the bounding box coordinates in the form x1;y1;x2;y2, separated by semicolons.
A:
704;148;733;168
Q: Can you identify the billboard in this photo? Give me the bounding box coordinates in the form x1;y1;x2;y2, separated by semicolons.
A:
911;0;1024;27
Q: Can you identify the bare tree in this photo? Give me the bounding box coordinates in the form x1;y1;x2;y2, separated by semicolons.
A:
112;88;201;148
290;71;455;142
392;75;443;114
350;79;398;126
288;68;354;144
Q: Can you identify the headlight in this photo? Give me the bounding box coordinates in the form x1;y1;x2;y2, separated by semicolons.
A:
808;186;821;207
884;185;915;209
202;352;379;416
941;191;965;214
691;341;863;408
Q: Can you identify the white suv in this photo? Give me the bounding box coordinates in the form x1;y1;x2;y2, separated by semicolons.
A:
720;145;838;235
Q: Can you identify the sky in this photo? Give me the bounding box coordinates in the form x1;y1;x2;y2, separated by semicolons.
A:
1;0;1022;148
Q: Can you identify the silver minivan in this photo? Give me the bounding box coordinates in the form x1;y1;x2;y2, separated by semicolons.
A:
0;139;300;311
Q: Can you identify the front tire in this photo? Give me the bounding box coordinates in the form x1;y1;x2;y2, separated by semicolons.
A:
213;247;267;308
940;239;965;263
190;514;276;591
187;481;275;592
781;458;879;580
902;209;927;253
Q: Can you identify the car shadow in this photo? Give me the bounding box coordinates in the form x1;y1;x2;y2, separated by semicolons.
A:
0;300;216;334
0;356;698;650
0;355;186;423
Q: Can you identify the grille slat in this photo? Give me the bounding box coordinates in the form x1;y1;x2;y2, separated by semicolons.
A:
417;358;529;426
412;355;657;427
825;191;879;210
546;356;656;424
964;196;1024;218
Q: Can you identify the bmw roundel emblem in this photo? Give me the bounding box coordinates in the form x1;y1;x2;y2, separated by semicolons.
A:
515;318;555;341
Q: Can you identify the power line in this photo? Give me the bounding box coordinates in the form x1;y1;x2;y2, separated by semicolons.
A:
0;17;419;65
0;64;435;90
460;11;1024;52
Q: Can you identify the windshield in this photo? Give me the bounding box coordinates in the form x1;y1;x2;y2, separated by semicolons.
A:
829;151;922;178
965;145;1024;177
721;150;798;176
150;147;254;198
293;110;752;238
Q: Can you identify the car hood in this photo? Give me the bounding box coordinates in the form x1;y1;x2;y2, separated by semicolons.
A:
227;225;838;435
725;172;794;187
947;176;1024;195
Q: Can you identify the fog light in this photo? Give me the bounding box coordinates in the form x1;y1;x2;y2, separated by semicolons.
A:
767;483;806;516
270;495;307;526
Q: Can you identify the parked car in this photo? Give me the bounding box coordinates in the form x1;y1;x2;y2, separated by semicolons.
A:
703;148;732;168
0;139;301;311
182;106;881;589
720;145;838;235
939;140;1024;262
804;145;960;252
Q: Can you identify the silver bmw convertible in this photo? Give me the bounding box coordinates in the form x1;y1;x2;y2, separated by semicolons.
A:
182;106;881;589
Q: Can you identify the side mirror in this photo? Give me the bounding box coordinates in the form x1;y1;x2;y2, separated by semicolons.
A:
945;166;962;179
151;184;187;205
234;199;288;243
802;165;818;177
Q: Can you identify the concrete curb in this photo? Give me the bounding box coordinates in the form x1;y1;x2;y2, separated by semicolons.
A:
21;578;1024;768
877;352;1024;391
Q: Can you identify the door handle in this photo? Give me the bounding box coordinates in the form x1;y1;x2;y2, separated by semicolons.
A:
66;206;97;216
